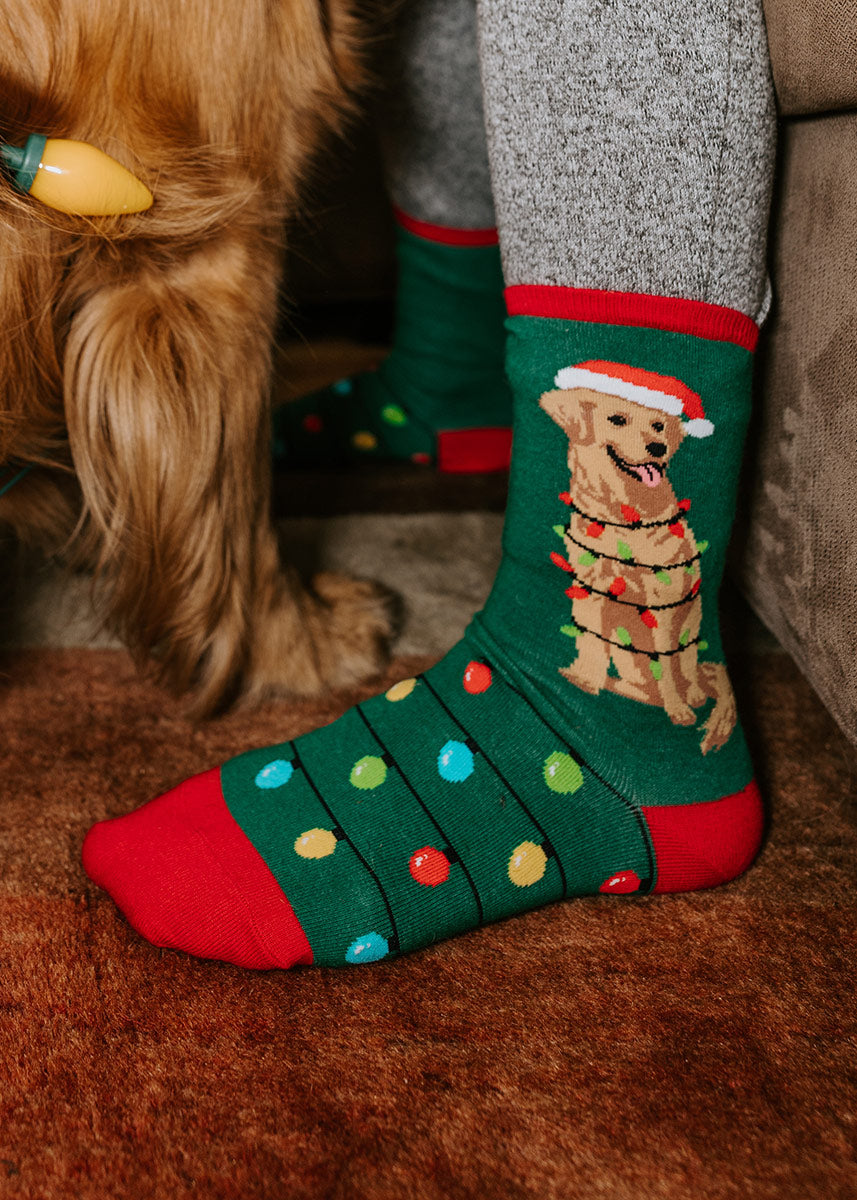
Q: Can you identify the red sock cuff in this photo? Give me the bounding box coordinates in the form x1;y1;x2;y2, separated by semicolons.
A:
505;285;759;352
393;206;499;247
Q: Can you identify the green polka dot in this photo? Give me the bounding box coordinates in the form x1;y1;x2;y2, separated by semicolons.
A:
543;751;583;795
649;660;663;680
560;624;581;638
616;540;633;561
381;404;408;427
655;570;671;585
578;551;597;566
615;627;632;646
349;755;388;790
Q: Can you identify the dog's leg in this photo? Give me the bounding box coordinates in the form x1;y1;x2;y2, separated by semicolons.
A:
559;630;609;694
64;237;393;715
603;648;657;706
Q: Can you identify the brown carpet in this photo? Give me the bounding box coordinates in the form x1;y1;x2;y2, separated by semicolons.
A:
1;646;856;1199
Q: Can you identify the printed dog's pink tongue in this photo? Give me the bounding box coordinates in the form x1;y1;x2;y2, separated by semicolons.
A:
631;462;663;488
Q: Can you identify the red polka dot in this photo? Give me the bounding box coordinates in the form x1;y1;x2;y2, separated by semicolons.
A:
640;609;658;629
558;491;573;506
409;847;451;887
621;504;641;523
463;661;492;694
691;579;701;595
587;522;605;538
678;498;691;512
608;577;626;597
302;414;323;434
599;870;641;894
411;452;431;465
566;585;589;599
669;521;685;538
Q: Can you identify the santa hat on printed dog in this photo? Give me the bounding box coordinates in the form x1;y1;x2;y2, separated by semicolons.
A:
553;360;714;439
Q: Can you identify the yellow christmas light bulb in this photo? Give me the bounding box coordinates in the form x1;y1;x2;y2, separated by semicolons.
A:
385;677;417;702
294;828;338;860
508;841;548;888
2;134;152;216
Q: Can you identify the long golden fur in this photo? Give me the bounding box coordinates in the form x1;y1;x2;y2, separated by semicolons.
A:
0;0;395;714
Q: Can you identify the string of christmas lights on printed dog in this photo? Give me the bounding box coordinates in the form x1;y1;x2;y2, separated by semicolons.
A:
548;360;714;674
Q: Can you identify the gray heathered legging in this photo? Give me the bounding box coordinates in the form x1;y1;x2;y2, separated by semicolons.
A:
380;0;776;323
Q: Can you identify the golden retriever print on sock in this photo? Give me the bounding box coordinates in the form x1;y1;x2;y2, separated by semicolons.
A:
540;360;736;754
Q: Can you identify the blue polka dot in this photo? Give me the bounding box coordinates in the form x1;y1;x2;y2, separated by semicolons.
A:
437;740;475;783
331;377;354;396
254;759;294;789
345;932;389;964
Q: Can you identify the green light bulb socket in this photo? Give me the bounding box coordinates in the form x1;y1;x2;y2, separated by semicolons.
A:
1;134;48;194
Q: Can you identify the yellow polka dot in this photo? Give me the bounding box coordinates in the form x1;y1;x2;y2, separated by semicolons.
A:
508;841;548;887
294;828;338;859
386;677;417;702
352;430;378;451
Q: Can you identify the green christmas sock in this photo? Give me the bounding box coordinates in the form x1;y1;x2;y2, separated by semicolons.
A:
273;222;514;472
84;300;765;969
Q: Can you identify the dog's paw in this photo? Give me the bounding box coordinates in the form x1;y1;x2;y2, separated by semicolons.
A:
309;571;401;691
242;571;400;706
665;701;697;727
558;666;601;695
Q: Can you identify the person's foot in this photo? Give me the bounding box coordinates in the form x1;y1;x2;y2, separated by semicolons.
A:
273;219;513;473
85;292;766;969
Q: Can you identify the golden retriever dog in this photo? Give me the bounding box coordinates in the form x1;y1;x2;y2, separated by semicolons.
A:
540;363;736;754
0;0;394;715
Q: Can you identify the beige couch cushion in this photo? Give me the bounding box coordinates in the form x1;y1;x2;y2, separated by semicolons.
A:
739;112;857;745
764;0;857;114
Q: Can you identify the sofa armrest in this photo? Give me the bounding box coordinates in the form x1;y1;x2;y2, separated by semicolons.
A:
764;0;857;115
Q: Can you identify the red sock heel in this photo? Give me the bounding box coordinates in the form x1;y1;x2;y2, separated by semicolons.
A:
642;781;764;893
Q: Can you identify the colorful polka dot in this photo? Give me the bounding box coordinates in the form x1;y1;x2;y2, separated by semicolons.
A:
352;430;377;451
437;740;474;783
294;828;338;859
543;751;583;795
349;755;388;790
386;677;417;702
381;403;407;427
462;661;492;695
409;847;450;887
331;378;353;396
254;759;294;789
302;413;323;434
345;933;390;964
508;841;548;887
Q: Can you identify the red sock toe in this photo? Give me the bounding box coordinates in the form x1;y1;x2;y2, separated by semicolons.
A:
83;768;313;969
